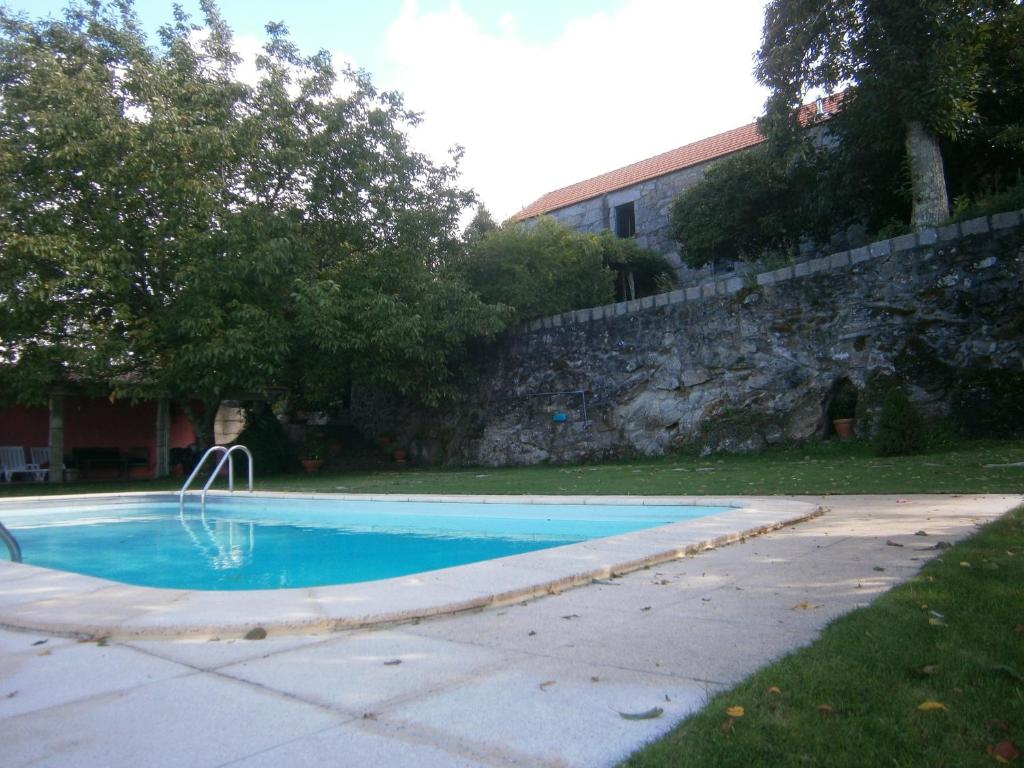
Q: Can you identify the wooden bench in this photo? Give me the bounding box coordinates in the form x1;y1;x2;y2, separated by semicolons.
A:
72;447;129;479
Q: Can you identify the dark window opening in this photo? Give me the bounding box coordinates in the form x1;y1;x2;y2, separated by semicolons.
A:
614;201;636;238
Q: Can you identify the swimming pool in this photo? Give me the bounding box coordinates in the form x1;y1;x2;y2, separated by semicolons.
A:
3;495;732;590
0;493;820;639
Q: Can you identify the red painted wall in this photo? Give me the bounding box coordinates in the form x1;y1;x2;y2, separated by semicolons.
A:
0;397;197;478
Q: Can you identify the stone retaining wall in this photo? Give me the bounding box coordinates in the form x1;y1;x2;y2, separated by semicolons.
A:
352;211;1024;466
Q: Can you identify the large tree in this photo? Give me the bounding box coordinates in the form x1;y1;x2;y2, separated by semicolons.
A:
756;0;1018;229
0;1;503;446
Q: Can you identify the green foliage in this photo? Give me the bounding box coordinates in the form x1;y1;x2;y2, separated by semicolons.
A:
951;176;1024;221
873;387;925;457
232;405;297;475
756;1;1021;228
951;369;1024;437
457;218;674;319
0;1;504;438
594;232;676;301
669;145;830;268
458;218;615;321
462;205;498;247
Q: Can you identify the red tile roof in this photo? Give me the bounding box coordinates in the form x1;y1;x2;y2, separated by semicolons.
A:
514;93;844;221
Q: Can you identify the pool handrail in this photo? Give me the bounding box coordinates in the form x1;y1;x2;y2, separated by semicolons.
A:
179;445;254;512
0;520;22;563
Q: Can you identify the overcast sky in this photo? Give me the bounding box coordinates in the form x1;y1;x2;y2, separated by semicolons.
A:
7;0;771;221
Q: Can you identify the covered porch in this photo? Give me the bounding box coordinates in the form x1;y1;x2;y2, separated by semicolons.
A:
0;393;201;483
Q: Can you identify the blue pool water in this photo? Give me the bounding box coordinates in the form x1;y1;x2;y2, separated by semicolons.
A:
3;496;730;590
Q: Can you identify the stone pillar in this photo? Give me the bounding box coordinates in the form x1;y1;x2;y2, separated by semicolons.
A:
155;398;170;478
48;393;64;484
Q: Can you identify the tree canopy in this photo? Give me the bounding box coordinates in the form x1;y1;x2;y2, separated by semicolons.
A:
456;218;675;321
0;0;504;444
756;0;1021;229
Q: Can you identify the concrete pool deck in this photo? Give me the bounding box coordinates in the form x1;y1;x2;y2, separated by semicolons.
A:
1;493;1021;767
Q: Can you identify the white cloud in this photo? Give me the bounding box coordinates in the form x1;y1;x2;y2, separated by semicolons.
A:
384;0;770;221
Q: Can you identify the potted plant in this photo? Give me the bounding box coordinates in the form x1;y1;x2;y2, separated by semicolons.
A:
391;440;408;464
301;434;327;474
828;385;859;440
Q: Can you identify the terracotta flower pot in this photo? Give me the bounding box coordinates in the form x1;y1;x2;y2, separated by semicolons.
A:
832;418;856;440
301;458;323;474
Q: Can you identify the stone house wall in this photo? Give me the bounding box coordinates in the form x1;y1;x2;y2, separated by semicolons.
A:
539;161;714;280
351;211;1024;466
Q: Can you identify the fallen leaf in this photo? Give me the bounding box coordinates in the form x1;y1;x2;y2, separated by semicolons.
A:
767;686;782;695
539;680;556;691
726;706;745;717
382;659;402;666
816;704;834;715
37;649;51;656
929;617;946;626
917;700;948;711
720;718;735;734
791;601;822;611
913;664;939;676
618;707;664;721
960;561;972;568
987;740;1020;762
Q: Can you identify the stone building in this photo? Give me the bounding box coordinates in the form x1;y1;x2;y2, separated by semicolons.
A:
514;94;844;281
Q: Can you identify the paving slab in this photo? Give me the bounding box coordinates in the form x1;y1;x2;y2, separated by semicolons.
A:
219;629;523;714
225;722;493;768
0;671;343;768
0;637;189;719
383;654;719;768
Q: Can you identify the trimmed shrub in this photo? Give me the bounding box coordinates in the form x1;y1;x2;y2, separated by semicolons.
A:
232;405;298;475
952;369;1024;437
873;387;925;457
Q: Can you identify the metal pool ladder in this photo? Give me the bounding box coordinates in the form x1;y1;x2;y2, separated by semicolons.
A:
179;445;254;512
0;520;22;562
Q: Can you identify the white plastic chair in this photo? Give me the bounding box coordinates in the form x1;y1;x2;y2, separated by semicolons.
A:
29;447;51;481
0;446;48;482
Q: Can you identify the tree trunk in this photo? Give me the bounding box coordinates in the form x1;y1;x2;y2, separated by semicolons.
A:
181;399;220;452
905;121;950;230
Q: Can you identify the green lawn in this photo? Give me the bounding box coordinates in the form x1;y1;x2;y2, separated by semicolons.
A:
621;504;1024;768
2;438;1021;497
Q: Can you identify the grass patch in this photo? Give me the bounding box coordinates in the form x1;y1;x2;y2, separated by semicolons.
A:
1;439;1022;498
621;506;1024;768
